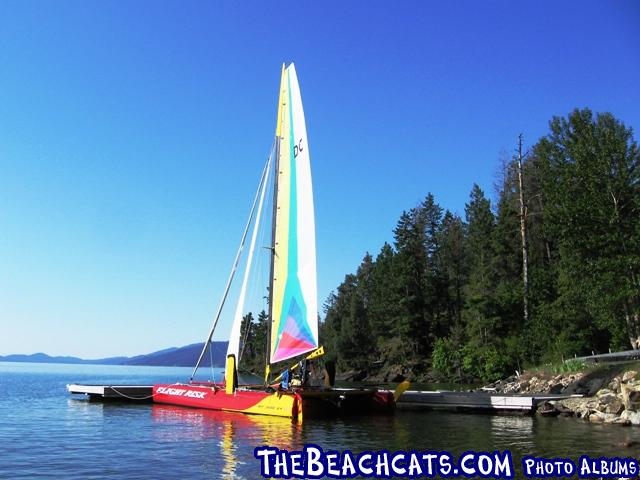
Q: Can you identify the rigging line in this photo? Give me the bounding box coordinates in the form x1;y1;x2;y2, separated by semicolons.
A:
226;142;273;363
239;180;272;365
190;142;275;382
109;387;155;401
238;315;250;364
258;172;274;316
209;341;215;381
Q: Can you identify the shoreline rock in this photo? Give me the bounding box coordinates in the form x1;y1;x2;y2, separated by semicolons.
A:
486;365;640;426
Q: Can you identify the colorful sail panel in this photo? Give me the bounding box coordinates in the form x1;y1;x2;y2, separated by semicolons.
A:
270;63;319;364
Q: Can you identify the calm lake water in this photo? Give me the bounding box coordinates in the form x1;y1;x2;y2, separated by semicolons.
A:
1;362;638;479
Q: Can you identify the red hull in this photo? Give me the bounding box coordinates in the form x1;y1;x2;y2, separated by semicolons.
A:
153;384;302;420
152;383;395;422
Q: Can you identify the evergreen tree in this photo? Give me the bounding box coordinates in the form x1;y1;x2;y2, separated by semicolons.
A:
368;243;402;342
322;270;374;370
239;312;255;362
439;211;467;332
238;310;269;374
320;292;340;363
421;194;448;343
431;212;467;380
463;184;496;340
462;184;507;379
393;208;429;357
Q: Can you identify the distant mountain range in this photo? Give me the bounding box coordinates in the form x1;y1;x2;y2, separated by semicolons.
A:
0;342;228;367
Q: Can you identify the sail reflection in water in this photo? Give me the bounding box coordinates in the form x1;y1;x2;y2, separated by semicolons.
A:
151;405;302;477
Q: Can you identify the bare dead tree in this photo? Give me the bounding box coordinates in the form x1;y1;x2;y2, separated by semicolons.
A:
516;134;529;325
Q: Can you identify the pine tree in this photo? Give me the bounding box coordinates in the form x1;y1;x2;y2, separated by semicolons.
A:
238;310;269;374
421;194;447;343
368;243;402;343
464;184;496;340
393;208;429;357
462;184;509;379
439;211;467;332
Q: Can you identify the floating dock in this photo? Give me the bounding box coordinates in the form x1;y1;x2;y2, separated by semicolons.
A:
67;384;153;401
396;390;578;413
68;384;577;414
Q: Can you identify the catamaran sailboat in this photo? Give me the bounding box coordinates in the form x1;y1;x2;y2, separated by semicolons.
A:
153;64;397;422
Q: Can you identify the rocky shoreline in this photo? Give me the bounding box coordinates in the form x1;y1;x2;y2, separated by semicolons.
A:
484;363;640;426
341;361;640;427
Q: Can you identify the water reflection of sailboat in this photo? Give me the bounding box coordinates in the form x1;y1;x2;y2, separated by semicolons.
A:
151;404;301;477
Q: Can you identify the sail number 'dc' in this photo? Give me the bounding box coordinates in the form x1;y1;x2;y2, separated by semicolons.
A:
293;138;304;158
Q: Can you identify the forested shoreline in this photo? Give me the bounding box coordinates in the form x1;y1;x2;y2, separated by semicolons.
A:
320;108;639;383
239;108;639;383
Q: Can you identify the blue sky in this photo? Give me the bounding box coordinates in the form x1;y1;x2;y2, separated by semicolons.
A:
1;1;638;358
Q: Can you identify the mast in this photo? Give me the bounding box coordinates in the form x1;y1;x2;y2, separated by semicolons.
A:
265;64;287;383
265;135;280;382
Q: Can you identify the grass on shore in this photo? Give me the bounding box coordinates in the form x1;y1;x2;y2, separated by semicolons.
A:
526;359;640;382
527;359;588;376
